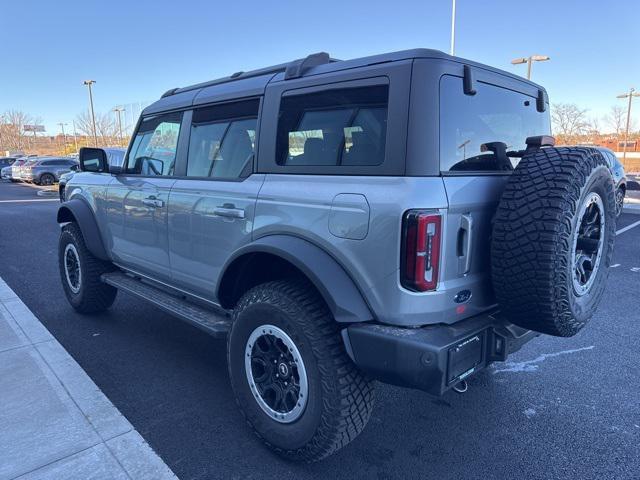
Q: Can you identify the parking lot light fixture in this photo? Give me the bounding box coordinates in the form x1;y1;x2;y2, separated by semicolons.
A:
511;55;550;80
617;88;640;163
83;80;98;146
113;107;125;146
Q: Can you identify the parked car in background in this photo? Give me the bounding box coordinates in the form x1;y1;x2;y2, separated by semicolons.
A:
0;157;16;180
10;158;29;182
58;148;124;202
1;166;13;180
596;148;627;217
22;157;78;185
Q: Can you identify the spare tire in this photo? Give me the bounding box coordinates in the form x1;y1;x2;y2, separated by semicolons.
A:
491;147;616;337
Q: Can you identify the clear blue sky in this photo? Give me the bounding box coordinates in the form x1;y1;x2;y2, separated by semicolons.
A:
2;0;639;134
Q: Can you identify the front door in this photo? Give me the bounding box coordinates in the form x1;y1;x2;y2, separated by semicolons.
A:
105;111;185;281
168;99;263;299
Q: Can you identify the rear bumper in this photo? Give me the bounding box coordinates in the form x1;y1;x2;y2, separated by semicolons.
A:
342;311;538;396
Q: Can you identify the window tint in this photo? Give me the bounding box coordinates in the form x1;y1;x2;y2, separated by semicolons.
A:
126;112;182;175
187;100;258;178
277;85;388;167
440;76;551;172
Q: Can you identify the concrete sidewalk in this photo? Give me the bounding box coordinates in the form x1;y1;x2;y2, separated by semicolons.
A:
0;277;177;480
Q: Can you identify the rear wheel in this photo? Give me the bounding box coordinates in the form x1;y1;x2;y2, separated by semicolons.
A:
39;173;55;186
492;147;616;337
227;280;374;462
58;223;117;313
615;187;625;218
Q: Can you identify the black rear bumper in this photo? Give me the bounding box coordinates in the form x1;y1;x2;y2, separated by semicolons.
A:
342;311;538;396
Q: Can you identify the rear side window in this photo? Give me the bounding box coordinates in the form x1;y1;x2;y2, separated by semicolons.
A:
187;99;258;179
276;85;388;167
126;111;183;176
440;75;551;172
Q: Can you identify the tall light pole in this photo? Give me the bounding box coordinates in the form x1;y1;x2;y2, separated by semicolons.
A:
511;55;550;80
450;0;457;56
616;87;640;163
83;80;98;146
72;121;79;152
57;122;68;152
113;106;125;146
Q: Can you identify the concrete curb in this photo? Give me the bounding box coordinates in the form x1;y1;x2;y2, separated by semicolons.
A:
0;277;177;480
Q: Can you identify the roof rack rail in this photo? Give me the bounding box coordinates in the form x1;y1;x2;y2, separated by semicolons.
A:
162;52;336;99
284;52;331;80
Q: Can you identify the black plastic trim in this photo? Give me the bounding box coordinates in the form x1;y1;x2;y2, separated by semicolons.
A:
218;235;373;323
57;199;110;261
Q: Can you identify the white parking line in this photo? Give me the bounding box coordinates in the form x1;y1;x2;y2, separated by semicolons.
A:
616;219;640;236
0;199;58;203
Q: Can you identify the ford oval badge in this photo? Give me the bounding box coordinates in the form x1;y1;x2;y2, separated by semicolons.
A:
454;290;472;304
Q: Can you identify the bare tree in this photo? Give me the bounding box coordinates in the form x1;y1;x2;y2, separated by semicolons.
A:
0;110;33;151
551;103;590;144
75;110;118;145
605;105;627;135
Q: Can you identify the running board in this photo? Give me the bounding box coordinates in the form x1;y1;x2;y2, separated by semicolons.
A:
101;271;231;337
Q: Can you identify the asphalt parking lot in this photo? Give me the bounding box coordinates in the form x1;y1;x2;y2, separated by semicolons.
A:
0;181;639;480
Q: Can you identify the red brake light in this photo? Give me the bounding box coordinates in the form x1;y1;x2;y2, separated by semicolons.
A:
401;211;442;291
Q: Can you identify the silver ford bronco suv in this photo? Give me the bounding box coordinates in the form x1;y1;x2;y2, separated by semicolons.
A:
57;49;616;462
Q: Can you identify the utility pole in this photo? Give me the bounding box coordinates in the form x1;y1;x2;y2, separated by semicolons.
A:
511;55;550;80
617;88;640;164
72;121;79;152
450;0;456;56
57;122;68;152
113;106;125;146
83;80;98;146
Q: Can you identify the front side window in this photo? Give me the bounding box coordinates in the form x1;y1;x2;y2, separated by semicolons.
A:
277;85;389;167
440;75;551;172
186;99;258;179
126;111;183;175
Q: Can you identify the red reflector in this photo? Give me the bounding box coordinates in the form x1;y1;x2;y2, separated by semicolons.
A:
456;305;466;314
401;211;442;292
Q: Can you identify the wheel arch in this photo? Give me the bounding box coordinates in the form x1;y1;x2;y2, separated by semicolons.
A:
218;235;374;323
57;199;110;261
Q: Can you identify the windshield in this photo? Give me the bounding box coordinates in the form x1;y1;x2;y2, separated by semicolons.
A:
440;75;551;173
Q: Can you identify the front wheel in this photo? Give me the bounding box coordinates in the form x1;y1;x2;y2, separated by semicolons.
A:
227;280;374;462
58;223;117;313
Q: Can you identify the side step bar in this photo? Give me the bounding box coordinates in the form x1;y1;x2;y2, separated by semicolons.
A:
101;271;231;337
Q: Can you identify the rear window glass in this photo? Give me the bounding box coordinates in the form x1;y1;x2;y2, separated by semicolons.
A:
276;85;388;167
440;75;551;172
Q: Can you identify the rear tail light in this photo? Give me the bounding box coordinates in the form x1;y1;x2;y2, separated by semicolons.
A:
401;211;442;291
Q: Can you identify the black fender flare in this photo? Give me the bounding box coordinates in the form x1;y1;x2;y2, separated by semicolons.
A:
57;199;110;261
218;235;374;323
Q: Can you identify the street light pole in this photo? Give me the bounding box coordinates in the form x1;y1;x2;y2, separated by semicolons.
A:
616;88;640;163
83;80;98;147
511;55;550;80
57;122;68;152
72;121;79;152
113;107;125;146
450;0;456;56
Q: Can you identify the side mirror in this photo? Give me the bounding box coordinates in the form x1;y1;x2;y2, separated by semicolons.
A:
70;164;79;172
79;147;108;173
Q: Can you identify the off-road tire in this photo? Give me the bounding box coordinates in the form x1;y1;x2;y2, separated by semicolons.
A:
491;147;616;337
58;222;117;313
227;280;374;462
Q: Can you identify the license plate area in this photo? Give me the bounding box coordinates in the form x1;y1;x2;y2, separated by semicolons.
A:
447;330;486;384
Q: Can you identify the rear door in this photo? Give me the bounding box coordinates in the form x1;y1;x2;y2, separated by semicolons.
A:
438;73;551;308
167;98;264;298
105;111;185;280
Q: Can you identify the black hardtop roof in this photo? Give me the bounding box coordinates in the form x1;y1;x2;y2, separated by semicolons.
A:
143;48;544;115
